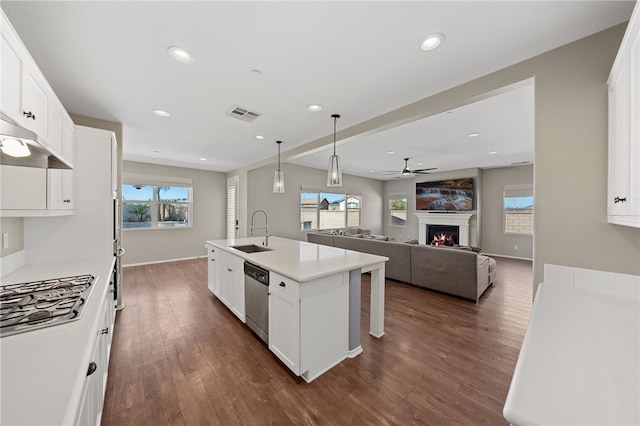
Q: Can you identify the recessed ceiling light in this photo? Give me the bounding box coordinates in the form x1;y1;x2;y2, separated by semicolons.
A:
152;109;171;117
251;69;262;76
369;170;375;173
152;150;161;154
420;33;445;51
168;46;193;63
489;151;498;155
306;104;323;112
418;162;424;166
386;151;395;155
199;157;207;161
468;132;480;138
255;135;265;140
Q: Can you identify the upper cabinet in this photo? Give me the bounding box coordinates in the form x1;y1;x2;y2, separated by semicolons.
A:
608;3;640;228
1;9;75;216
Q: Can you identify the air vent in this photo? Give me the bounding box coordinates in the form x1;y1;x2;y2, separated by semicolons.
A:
226;105;262;123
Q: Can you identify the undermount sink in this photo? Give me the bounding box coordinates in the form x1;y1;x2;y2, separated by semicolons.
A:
230;244;273;253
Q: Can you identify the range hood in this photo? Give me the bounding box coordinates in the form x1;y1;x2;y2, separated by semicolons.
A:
0;115;72;169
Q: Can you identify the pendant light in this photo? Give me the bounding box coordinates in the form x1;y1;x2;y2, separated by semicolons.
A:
273;140;285;193
327;114;342;187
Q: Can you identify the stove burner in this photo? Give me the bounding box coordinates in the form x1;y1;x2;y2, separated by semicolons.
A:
0;274;95;337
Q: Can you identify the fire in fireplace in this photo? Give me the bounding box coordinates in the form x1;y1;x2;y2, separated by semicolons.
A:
428;225;459;246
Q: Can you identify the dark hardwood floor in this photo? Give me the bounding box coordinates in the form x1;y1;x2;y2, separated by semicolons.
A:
101;256;532;426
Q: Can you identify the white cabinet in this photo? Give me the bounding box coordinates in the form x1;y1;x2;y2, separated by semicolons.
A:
219;251;245;322
207;244;221;296
0;10;76;217
608;2;640;228
0;165;47;210
0;23;22;123
269;277;301;373
75;278;115;426
268;271;349;382
47;117;75;211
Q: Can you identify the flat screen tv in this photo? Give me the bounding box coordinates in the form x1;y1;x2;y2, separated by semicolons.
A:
416;178;474;211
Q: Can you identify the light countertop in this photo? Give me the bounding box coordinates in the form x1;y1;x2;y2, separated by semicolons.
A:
206;236;388;282
503;283;640;425
1;256;115;426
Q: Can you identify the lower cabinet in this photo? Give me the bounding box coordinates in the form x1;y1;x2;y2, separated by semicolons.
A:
206;244;220;296
219;251;245;322
269;271;349;382
75;280;115;426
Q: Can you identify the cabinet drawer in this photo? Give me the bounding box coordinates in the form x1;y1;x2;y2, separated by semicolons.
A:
270;271;300;299
220;250;243;270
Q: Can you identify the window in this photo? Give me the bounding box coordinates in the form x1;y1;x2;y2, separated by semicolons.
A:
503;185;533;234
300;191;361;230
123;178;193;229
389;194;407;227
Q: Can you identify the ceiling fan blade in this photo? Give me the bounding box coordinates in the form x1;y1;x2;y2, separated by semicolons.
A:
412;167;437;172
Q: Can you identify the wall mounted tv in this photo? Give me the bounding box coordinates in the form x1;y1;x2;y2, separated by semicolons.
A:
416;178;474;211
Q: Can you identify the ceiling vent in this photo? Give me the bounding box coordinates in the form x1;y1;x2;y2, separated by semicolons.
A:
226;105;262;123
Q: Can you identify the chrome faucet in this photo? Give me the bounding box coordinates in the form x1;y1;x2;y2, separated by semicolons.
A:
250;209;270;246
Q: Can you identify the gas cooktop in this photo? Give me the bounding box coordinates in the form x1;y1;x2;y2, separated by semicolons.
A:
0;274;96;338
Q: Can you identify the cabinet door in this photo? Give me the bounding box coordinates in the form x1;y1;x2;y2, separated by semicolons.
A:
220;266;233;308
207;246;220;295
608;63;630;217
0;29;23;124
21;64;48;138
230;267;245;322
269;288;300;375
627;24;640;219
1;165;47;210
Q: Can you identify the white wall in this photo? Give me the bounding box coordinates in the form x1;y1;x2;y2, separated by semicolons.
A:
481;165;534;259
121;161;227;265
244;162;384;241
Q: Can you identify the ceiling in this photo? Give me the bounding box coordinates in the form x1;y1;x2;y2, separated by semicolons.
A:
2;1;635;180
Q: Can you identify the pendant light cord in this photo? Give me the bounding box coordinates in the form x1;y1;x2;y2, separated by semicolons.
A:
331;114;340;155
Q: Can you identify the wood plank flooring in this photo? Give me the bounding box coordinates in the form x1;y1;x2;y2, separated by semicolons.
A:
101;256;532;426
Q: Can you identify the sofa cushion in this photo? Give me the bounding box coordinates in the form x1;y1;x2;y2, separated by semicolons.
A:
332;235;412;284
410;245;479;301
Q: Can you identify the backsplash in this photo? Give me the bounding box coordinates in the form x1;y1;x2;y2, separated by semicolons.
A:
544;263;640;300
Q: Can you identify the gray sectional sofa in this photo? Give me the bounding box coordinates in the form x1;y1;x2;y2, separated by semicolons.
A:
307;231;495;302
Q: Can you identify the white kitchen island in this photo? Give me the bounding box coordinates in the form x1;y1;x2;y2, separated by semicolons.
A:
205;236;388;382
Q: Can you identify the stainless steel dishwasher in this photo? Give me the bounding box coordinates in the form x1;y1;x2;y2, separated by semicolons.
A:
244;262;269;344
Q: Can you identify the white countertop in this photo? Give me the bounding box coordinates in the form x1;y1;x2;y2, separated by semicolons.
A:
1;256;115;426
503;283;640;425
206;236;388;282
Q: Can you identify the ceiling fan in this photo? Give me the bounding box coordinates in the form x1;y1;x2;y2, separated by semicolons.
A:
381;157;437;176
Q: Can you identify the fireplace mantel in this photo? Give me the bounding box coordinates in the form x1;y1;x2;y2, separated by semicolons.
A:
415;212;476;246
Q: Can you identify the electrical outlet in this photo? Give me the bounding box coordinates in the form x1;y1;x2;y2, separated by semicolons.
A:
2;233;8;249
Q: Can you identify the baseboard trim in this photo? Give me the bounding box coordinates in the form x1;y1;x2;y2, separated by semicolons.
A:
123;255;204;268
482;253;532;261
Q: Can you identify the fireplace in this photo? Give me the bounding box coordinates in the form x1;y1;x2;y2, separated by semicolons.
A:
415;212;476;246
428;225;459;246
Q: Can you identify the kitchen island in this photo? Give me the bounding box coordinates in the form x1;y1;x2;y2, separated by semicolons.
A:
205;236;388;382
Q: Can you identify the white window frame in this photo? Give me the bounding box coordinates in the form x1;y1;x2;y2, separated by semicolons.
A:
389;193;408;227
503;184;534;235
300;187;362;231
123;173;193;231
